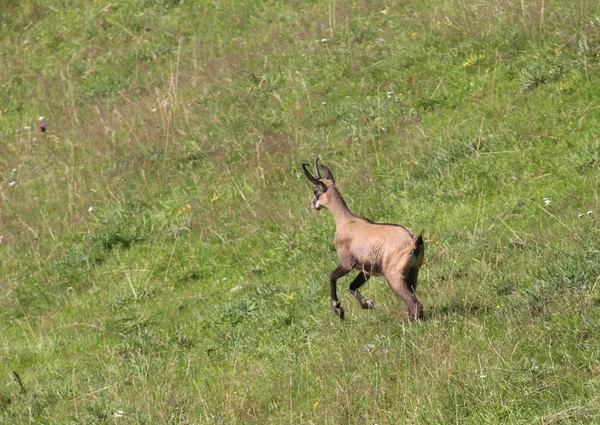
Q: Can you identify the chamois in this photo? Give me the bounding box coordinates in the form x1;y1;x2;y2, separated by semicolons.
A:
303;158;424;320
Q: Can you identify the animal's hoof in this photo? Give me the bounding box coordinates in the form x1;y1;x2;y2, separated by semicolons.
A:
330;300;345;319
408;311;424;321
361;299;376;309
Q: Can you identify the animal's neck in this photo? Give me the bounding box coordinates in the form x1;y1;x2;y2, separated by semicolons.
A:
327;189;355;226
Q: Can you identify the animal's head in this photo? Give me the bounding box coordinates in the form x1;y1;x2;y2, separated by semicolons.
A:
302;158;336;211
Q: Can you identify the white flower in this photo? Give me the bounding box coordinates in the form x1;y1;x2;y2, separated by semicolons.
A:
381;9;389;15
387;91;393;97
113;410;124;418
322;101;327;105
587;210;593;215
38;116;45;121
24;126;31;131
320;38;328;43
11;168;17;174
9;181;16;187
578;212;584;218
543;198;551;206
88;206;94;213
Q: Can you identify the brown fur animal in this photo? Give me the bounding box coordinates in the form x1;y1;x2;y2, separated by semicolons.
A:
303;158;424;320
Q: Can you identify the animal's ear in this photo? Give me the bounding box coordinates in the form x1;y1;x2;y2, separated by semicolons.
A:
321;163;335;184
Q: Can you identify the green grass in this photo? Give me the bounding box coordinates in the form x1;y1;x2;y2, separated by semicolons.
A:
1;0;600;423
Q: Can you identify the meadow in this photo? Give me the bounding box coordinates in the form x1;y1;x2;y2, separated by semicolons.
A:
1;0;600;423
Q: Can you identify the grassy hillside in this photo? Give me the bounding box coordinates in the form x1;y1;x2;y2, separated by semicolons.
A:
1;0;600;423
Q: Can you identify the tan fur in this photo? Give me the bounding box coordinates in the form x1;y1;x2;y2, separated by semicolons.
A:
303;160;424;320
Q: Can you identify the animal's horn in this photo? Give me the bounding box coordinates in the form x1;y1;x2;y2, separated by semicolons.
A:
314;157;322;180
302;162;319;184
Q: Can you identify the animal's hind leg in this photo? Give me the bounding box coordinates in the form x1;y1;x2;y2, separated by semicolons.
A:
348;272;375;309
329;264;350;319
386;272;423;321
406;267;420;293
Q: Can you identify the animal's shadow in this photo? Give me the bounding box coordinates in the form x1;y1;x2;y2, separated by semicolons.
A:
426;301;489;320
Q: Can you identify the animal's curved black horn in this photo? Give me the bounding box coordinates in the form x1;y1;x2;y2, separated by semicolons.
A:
302;162;319;184
314;157;322;180
321;163;335;183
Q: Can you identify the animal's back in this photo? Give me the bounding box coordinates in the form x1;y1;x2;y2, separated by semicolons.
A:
338;219;420;274
373;223;422;274
371;221;418;250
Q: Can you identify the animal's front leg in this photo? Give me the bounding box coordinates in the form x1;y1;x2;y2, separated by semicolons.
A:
330;265;350;319
349;272;375;309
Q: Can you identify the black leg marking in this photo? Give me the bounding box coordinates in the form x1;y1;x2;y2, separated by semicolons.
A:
349;272;375;309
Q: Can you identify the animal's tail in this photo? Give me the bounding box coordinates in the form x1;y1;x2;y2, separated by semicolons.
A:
412;232;425;267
